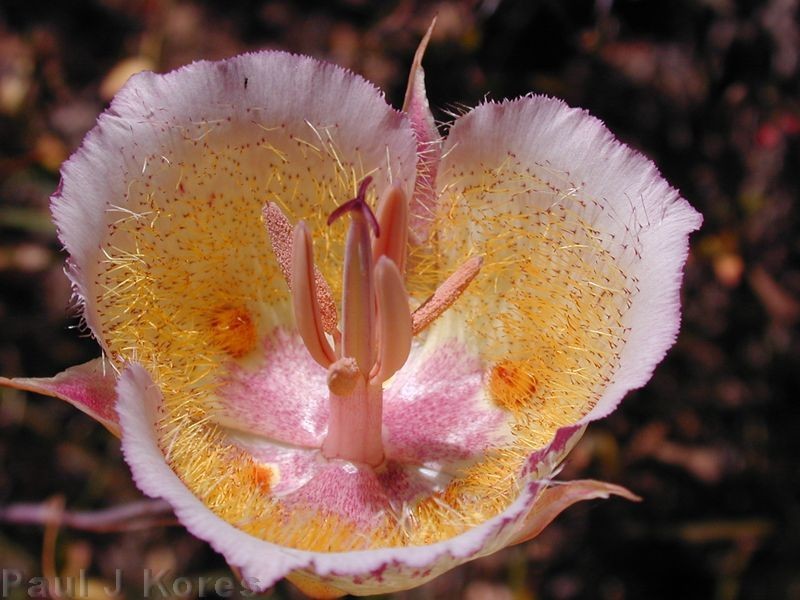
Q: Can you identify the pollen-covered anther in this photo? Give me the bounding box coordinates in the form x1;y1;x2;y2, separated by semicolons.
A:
411;255;484;334
263;202;338;334
327;357;361;396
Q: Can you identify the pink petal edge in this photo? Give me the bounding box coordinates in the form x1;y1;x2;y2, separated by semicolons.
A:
0;358;119;436
402;19;443;243
512;479;641;545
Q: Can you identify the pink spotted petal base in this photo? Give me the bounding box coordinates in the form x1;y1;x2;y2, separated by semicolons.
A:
117;358;615;596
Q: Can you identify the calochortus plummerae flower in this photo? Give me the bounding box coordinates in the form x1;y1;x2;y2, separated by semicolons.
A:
2;28;701;597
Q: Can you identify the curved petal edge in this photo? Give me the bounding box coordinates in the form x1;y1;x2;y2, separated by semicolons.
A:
0;358;119;436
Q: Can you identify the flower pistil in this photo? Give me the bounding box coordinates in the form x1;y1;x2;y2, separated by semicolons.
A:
265;177;482;467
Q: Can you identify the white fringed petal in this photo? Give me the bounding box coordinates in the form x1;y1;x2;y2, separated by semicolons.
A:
52;52;417;347
585;197;700;421
437;96;701;423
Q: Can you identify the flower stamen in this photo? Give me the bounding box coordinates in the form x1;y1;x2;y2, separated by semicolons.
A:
411;255;484;334
263;178;482;468
291;221;336;368
372;256;412;383
263;202;338;334
372;185;409;274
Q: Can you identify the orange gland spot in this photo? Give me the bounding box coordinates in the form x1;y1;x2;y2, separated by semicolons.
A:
489;360;537;412
209;305;257;358
247;460;275;493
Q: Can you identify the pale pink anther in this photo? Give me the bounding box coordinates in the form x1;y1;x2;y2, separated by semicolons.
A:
372;256;412;383
263;203;294;284
412;255;484;335
263;203;338;334
372;185;409;274
291;222;336;369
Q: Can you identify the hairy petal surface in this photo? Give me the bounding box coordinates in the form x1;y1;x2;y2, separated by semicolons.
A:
383;338;511;464
116;362;580;595
214;329;329;449
52;51;417;352
50;52;420;551
429;96;702;455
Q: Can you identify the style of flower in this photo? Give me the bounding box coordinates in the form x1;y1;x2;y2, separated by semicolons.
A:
1;27;701;597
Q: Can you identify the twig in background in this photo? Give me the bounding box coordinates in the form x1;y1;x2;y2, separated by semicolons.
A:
0;498;175;532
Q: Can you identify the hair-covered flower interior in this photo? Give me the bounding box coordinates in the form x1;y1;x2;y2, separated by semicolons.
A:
2;35;701;596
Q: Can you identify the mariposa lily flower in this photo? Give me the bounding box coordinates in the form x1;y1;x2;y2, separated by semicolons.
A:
1;28;701;597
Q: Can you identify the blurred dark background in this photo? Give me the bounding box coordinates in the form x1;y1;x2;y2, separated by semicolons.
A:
0;1;798;598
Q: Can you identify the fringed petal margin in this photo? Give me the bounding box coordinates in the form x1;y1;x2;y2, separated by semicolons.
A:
52;51;417;350
435;96;702;430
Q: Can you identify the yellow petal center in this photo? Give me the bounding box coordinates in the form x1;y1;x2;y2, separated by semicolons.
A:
91;122;632;552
